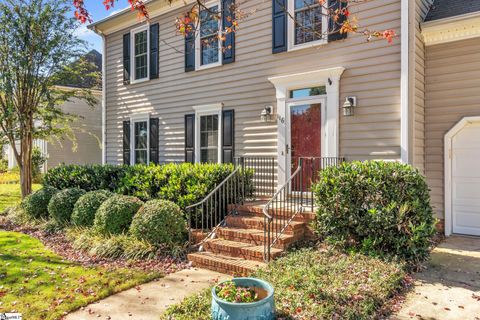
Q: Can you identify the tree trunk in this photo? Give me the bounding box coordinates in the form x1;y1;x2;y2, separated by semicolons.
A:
19;133;33;199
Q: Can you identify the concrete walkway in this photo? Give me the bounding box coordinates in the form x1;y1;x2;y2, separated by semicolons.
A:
393;236;480;320
66;268;230;320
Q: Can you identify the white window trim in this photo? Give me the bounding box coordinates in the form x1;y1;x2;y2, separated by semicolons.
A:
287;0;328;52
193;103;223;163
130;24;150;84
195;0;223;71
130;113;150;165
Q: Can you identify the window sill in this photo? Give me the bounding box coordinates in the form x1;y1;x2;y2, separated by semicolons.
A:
195;61;223;72
288;40;328;53
130;77;150;85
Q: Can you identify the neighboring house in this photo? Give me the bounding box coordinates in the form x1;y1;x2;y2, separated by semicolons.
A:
6;50;103;171
6;90;102;171
88;0;480;237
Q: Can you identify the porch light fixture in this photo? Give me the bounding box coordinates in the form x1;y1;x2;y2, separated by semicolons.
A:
342;96;356;116
261;106;273;123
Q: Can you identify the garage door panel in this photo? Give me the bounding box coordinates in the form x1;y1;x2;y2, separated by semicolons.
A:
451;121;480;236
452;151;480;177
452;180;480;200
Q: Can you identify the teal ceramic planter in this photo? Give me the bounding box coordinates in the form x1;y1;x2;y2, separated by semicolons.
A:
211;278;275;320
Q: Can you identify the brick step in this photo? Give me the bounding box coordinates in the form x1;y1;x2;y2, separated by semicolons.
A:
216;227;302;249
225;215;305;234
203;238;283;262
236;209;316;223
188;252;266;276
235;203;315;215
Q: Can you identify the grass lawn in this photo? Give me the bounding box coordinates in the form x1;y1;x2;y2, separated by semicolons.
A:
0;231;161;320
161;248;407;320
0;184;42;212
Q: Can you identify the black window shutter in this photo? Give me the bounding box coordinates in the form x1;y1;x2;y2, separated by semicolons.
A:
222;0;235;64
123;33;131;84
185;25;195;72
272;0;287;54
123;120;131;164
328;0;348;41
149;118;159;164
150;23;159;79
222;110;234;163
185;114;195;163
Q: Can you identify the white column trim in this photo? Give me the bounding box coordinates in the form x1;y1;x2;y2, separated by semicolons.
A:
268;67;345;185
400;0;409;164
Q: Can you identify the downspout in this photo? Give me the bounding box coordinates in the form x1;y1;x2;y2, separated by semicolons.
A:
400;0;410;163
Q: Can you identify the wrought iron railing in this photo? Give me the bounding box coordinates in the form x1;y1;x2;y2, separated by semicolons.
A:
262;159;304;262
186;157;246;247
262;157;345;261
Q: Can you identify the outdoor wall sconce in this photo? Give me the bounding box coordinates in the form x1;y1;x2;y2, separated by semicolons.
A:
261;106;273;123
343;96;357;116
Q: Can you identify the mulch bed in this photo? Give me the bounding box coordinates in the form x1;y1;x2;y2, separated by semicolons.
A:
0;217;189;275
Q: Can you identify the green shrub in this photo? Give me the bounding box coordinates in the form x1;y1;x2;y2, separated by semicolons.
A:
130;199;186;246
48;188;86;223
43;164;126;192
21;186;59;219
94;195;143;235
71;190;113;227
313;161;436;262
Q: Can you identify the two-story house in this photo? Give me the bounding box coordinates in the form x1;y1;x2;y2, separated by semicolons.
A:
89;0;480;238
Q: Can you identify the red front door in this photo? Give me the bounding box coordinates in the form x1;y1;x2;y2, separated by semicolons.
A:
290;103;322;191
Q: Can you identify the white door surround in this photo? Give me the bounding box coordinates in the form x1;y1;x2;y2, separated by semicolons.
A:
268;67;344;186
444;116;480;236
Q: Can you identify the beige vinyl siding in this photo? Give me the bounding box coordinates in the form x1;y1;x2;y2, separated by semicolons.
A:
46;96;102;169
425;37;480;218
104;0;402;164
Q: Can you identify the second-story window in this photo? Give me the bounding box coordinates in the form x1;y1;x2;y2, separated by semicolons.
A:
131;25;150;83
288;0;327;50
195;1;222;70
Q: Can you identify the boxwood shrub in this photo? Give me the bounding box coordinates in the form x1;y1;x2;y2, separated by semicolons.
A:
94;194;143;235
48;188;86;223
313;160;436;262
21;186;59;219
130;199;187;246
43;163;251;207
71;190;113;227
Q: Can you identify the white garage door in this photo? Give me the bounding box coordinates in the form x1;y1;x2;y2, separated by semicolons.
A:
452;122;480;236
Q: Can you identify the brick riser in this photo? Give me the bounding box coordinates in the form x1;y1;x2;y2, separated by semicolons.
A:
188;202;309;276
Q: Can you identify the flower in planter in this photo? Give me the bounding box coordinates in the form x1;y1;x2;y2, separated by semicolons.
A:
215;280;259;303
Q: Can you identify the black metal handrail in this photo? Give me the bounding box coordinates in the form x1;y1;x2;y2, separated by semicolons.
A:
186;157;245;247
262;159;304;262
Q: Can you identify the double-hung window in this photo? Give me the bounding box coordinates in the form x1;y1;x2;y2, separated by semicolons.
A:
195;1;222;70
131;26;150;83
200;115;219;163
288;0;327;50
194;104;222;163
130;115;150;164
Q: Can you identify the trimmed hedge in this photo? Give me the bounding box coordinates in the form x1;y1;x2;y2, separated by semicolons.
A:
94;195;143;235
130;199;186;246
48;188;86;223
71;190;113;227
21;186;59;219
43;163;251;208
313;161;436;262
